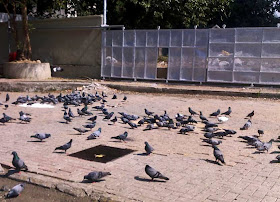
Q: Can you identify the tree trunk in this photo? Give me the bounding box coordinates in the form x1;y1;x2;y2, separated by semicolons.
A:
21;0;32;60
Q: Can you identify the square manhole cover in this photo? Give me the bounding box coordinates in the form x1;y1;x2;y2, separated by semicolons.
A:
69;145;135;163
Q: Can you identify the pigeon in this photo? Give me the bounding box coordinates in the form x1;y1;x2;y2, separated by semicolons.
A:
221;107;232;116
92;104;105;110
205;127;219;133
6;183;24;198
3;113;16;122
112;94;117;99
217;116;229;123
246;110;254;119
111;131;128;141
145;108;154;116
223;129;236;136
30;133;51;141
203;138;222;146
258;129;264;137
187;116;197;124
240;120;252;130
83;122;96;130
63;111;71;123
144;141;154;154
121;117;129;124
199;111;208;121
263;139;274;152
123;95;127;101
73;127;90;135
144;124;158;131
179;126;194;134
0;117;8;124
77;108;86;116
68;108;75;118
88;116;97;122
84;171;111;182
102;91;107;98
189;107;198;116
4;104;8;110
128;121;138;129
210;109;220;117
145;165;169;181
103;112;114;120
11;151;28;171
212;145;225;164
110;116;117;124
54;139;72;153
204;132;215;139
213;131;228;138
87;128;102;140
5;93;9;102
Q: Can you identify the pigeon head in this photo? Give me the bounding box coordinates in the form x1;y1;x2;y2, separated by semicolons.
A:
144;141;148;145
105;172;111;176
269;139;274;143
69;139;73;143
46;134;51;138
98;128;102;132
83;175;88;180
11;151;18;156
145;165;151;169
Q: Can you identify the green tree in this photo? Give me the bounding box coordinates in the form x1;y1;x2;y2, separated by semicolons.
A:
227;0;280;27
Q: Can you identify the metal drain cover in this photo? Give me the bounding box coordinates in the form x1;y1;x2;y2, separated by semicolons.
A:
69;145;135;163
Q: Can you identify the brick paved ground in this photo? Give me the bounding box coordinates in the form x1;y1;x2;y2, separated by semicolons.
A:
0;87;280;202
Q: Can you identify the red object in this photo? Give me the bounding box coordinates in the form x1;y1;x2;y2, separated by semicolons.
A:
9;52;17;62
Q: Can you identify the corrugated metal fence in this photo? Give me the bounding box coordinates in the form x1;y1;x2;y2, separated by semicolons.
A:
101;28;280;85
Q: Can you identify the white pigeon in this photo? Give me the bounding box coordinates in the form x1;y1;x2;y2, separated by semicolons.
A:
217;116;229;123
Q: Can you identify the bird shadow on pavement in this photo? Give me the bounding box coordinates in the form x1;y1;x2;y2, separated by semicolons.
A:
270;151;280;154
135;153;149;156
201;159;223;166
200;144;211;147
52;151;66;154
270;160;279;164
80;179;105;183
4;169;20;177
252;151;266;154
58;121;68;124
134;176;166;183
27;140;45;143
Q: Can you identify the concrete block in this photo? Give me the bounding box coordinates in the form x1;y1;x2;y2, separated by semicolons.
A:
3;62;51;80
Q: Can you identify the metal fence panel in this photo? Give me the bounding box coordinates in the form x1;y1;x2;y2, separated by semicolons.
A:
101;28;280;85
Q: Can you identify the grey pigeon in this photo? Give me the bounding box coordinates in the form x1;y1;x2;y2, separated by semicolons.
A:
145;165;169;180
204;132;215;139
223;129;236;136
210;109;220;117
199;111;208;121
128;121;137;129
189;107;198;116
5;93;10;102
145;108;154;116
110;116;117;124
77;108;86;116
73;127;90;135
111;131;128;141
212;145;225;164
123;95;127;101
84;171;111;182
145;141;154;154
246;110;254;119
83;122;96;130
203;138;222;146
263;139;274;152
68;108;75;118
103;112;114;120
112;94;117;99
12;151;28;171
6;183;24;198
87;128;102;140
54;139;72;153
63;111;71;123
30;133;51;141
221;107;232;116
240;120;252;130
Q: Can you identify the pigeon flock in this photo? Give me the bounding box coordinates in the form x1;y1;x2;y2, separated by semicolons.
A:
1;90;279;199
